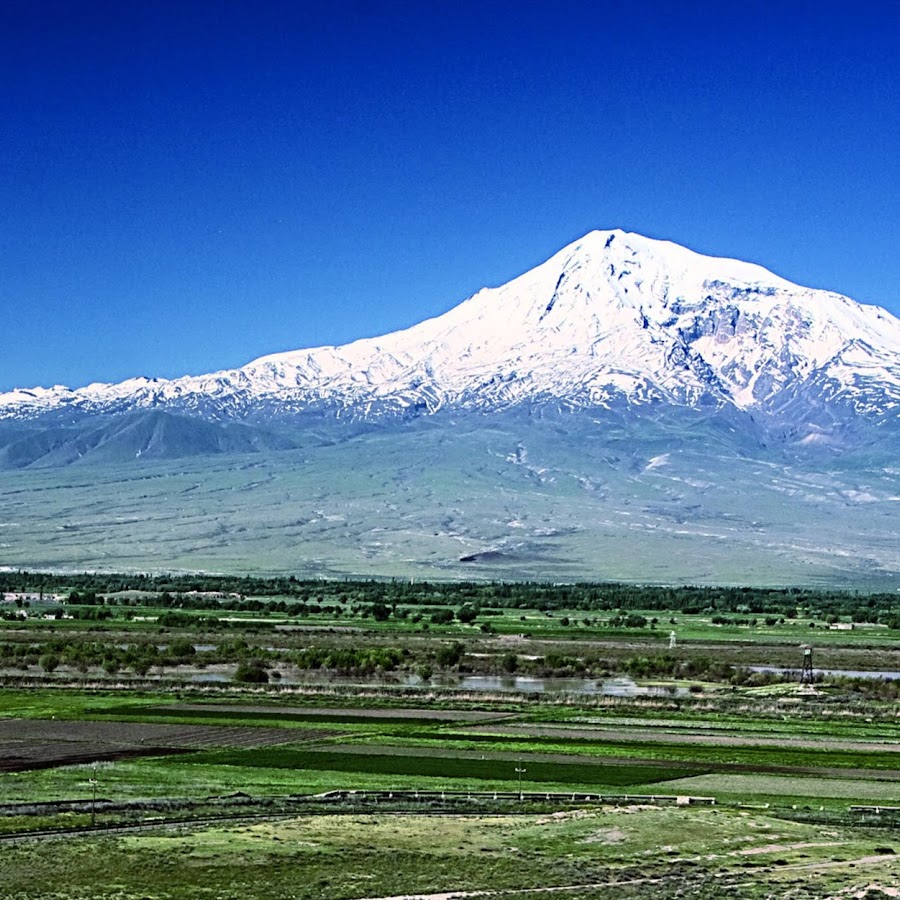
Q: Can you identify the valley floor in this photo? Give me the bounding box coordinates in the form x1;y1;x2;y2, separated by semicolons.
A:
2;575;899;897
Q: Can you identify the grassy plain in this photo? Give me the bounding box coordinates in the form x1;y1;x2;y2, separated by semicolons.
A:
1;808;899;899
1;577;900;897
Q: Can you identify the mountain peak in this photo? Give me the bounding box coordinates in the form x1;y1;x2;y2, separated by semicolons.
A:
3;231;900;434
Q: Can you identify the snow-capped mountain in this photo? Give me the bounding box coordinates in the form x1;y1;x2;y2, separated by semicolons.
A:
4;230;900;435
5;230;900;584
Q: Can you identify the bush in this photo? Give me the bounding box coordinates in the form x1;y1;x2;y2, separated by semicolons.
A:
167;638;196;661
435;641;464;667
233;661;269;684
370;603;390;621
39;653;59;673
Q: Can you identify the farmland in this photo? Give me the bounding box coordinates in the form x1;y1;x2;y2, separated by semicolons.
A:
1;573;899;897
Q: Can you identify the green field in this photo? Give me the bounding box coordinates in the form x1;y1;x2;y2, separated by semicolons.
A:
2;572;900;897
1;808;898;899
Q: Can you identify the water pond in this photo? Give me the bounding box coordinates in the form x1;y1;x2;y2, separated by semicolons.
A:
749;665;900;680
185;670;688;697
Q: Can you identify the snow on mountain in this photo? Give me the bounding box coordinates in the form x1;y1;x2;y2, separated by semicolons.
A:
4;230;900;429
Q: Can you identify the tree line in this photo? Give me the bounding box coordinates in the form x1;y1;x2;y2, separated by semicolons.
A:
2;570;898;621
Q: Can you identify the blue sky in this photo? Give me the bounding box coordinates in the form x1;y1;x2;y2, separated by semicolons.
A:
2;0;898;392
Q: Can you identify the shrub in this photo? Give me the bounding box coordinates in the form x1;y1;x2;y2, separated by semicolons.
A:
436;641;464;667
39;653;59;673
233;661;269;684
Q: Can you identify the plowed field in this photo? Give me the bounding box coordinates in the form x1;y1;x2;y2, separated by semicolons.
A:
0;718;330;773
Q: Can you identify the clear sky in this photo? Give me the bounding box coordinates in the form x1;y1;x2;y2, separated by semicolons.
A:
2;0;898;393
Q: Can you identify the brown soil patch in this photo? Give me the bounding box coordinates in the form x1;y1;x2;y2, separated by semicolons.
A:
0;744;186;773
0;718;321;773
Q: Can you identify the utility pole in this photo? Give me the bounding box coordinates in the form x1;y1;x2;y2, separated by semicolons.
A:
515;761;526;801
90;764;98;828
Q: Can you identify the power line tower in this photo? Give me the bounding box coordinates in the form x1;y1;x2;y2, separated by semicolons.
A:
800;645;814;685
669;631;677;650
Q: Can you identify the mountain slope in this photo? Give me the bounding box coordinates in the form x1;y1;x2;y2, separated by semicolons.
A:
4;230;900;438
0;412;298;469
2;408;899;588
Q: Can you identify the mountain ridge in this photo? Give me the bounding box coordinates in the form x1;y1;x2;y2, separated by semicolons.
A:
4;230;900;443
